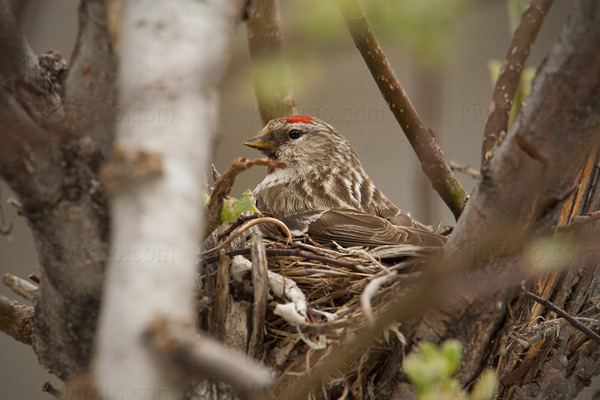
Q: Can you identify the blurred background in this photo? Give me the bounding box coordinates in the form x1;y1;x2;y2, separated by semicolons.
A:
3;0;598;399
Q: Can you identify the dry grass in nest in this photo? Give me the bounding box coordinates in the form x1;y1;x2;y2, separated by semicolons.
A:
200;228;438;396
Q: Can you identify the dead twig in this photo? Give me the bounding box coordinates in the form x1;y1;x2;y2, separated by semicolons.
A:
204;157;288;236
249;233;269;357
336;0;468;219
482;0;554;162
0;294;34;345
523;289;600;345
2;273;38;302
210;251;230;340
449;161;481;179
202;217;291;255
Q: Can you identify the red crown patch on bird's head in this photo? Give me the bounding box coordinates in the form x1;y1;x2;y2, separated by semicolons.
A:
278;115;316;124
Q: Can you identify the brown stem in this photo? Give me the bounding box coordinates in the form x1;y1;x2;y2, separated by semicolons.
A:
336;0;468;219
481;0;554;162
246;0;296;124
204;157;288;237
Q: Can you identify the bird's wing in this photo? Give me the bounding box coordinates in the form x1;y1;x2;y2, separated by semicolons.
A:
282;209;447;247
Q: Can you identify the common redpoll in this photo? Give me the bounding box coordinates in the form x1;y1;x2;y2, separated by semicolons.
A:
244;115;446;247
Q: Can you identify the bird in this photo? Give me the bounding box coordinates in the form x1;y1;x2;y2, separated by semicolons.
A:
243;115;446;248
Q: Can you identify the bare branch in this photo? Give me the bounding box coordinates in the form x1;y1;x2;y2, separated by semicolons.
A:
145;317;274;393
246;0;296;124
482;0;554;162
0;91;62;206
523;289;600;345
94;1;247;397
336;0;468;219
63;0;118;159
2;273;38;302
0;294;34;345
204;157;288;236
0;0;36;80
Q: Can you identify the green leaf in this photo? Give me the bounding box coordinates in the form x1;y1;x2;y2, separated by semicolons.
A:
220;189;259;223
471;370;499;400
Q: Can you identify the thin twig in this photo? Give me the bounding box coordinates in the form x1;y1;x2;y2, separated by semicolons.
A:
361;272;398;328
204;157;288;236
202;217;291;255
482;0;554;162
523;289;600;345
449;161;481;179
246;0;296;124
554;210;600;233
2;273;38;302
336;0;468;219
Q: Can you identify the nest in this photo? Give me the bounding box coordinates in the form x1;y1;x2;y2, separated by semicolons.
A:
199;219;440;398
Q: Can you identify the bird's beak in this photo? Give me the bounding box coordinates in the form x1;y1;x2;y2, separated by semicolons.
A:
243;134;277;153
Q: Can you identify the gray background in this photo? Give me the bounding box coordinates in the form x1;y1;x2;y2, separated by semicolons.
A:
2;1;597;399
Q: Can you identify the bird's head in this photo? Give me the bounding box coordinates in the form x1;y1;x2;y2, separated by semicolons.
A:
243;115;355;167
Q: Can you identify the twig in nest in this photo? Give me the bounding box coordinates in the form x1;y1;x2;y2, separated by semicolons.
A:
361;272;398;328
204;157;288;236
482;0;554;162
336;0;468;219
202;245;362;272
554;210;600;233
523;289;600;345
449;161;480;179
202;217;291;255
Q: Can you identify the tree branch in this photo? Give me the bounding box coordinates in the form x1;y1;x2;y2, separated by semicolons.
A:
246;0;296;124
63;0;118;159
0;0;36;80
482;0;554;162
0;294;34;345
2;273;38;302
94;1;247;397
336;0;468;219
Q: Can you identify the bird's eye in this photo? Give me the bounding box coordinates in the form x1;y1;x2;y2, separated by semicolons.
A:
288;129;301;139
